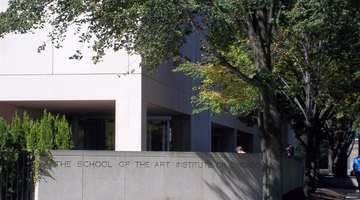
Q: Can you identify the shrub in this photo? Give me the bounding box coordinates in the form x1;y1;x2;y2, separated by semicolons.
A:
0;110;74;199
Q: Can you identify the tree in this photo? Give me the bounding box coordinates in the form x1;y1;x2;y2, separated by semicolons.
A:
54;114;74;150
325;115;356;177
179;0;360;197
9;113;25;149
23;112;37;150
325;82;360;177
273;0;360;195
37;110;55;150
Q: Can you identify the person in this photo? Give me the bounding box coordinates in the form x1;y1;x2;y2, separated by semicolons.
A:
353;155;360;191
282;144;294;157
236;146;246;154
286;144;294;157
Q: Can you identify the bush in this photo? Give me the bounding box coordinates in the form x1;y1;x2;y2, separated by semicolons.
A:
0;110;74;199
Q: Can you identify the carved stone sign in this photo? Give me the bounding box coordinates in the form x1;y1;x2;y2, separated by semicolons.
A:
54;159;260;169
37;151;263;200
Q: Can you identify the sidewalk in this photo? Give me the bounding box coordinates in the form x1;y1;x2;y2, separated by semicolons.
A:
345;193;360;199
328;188;360;199
319;175;360;199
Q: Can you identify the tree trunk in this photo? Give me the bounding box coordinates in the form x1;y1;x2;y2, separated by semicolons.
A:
303;124;320;197
260;131;282;200
328;148;334;175
258;88;282;200
331;134;354;178
245;2;283;199
333;149;348;177
328;125;355;178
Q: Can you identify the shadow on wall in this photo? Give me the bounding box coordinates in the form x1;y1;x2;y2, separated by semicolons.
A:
196;153;304;199
196;153;263;200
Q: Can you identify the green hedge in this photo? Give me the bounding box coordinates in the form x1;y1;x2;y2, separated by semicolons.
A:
0;110;74;199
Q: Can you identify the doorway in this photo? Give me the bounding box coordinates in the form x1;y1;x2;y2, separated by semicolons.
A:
74;117;115;150
147;116;171;151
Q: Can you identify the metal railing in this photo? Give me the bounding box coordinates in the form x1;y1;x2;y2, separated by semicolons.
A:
0;151;33;200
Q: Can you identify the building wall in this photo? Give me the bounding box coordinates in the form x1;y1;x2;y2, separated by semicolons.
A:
0;22;144;151
0;102;25;123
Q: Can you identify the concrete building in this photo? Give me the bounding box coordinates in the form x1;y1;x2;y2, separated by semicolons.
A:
0;2;260;153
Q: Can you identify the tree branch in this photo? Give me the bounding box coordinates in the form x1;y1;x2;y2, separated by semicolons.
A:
320;104;335;122
279;76;308;122
182;8;261;87
295;131;308;149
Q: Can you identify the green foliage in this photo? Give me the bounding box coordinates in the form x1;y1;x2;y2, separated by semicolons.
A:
0;0;192;71
23;112;37;150
273;1;360;190
37;110;54;149
0;118;12;150
54;115;74;150
9;113;25;149
174;42;259;118
175;59;258;117
0;117;24;199
294;135;306;158
0;110;74;197
273;0;360;131
353;115;360;133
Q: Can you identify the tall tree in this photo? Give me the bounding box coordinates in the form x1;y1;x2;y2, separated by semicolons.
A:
273;0;360;195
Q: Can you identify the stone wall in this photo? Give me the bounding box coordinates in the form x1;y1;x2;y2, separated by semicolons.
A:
282;156;304;194
36;151;303;200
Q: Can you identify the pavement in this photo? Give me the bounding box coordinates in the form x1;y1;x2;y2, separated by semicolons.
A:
328;188;360;199
346;193;360;199
319;175;360;199
345;191;360;199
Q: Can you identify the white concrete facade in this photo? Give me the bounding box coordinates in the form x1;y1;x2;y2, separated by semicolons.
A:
0;5;260;152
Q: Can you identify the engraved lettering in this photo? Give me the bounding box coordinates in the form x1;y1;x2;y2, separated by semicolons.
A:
154;161;170;168
135;161;150;168
55;160;71;168
77;161;112;168
119;161;131;168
